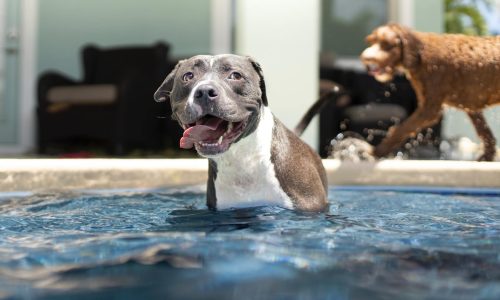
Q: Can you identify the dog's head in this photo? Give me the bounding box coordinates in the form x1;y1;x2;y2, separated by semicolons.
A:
154;54;267;157
360;23;420;82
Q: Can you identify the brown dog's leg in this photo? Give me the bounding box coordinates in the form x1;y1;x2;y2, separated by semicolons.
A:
374;107;442;158
467;111;497;161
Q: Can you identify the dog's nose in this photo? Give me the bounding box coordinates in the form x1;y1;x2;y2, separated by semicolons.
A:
194;84;219;102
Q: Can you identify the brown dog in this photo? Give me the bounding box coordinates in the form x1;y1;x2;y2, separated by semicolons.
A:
360;23;500;161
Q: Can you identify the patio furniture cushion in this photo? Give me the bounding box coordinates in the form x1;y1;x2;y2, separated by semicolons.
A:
47;84;118;105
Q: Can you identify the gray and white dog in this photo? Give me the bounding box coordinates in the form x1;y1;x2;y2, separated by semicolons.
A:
154;55;328;212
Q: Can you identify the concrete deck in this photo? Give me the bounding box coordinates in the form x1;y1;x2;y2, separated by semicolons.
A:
1;159;499;192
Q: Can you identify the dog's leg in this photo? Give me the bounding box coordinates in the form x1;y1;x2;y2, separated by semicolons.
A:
374;107;441;158
206;160;218;210
467;111;497;161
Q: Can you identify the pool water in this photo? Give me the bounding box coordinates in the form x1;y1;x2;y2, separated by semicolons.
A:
0;186;499;300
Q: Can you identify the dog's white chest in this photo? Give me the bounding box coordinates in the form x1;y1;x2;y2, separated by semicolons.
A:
212;107;293;210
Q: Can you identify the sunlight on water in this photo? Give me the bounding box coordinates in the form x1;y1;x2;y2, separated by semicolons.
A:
0;187;499;299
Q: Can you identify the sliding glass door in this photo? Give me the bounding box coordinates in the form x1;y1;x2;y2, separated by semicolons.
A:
0;0;20;145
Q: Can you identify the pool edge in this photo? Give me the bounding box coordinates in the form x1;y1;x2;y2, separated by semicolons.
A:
1;158;500;192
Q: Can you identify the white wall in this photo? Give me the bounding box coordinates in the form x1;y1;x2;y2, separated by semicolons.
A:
234;0;320;149
210;0;232;54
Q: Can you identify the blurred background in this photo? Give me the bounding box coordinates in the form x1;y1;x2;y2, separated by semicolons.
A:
0;0;498;158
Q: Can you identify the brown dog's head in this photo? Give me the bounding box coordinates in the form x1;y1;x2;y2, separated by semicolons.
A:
360;23;420;82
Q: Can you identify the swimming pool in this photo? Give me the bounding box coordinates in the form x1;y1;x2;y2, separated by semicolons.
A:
1;186;499;299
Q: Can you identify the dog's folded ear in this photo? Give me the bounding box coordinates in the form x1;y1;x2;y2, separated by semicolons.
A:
154;59;185;102
247;56;268;106
389;24;422;68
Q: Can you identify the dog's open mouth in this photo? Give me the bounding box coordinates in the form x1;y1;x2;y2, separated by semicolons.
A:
365;63;394;82
366;63;386;76
180;115;248;155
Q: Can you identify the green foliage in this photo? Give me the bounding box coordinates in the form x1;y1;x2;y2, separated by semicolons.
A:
445;0;491;35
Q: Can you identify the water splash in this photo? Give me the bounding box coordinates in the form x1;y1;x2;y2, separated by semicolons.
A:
329;134;375;161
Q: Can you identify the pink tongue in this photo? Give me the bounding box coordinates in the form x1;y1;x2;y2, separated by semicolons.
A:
180;118;225;149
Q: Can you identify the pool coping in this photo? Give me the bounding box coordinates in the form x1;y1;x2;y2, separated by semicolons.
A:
1;158;500;192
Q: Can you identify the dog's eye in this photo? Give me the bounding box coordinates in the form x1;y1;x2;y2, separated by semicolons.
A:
380;41;395;49
182;72;194;82
229;72;242;80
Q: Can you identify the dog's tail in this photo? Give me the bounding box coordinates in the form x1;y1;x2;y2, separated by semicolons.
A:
294;80;350;136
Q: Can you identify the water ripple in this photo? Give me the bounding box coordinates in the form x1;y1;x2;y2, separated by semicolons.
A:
0;186;499;299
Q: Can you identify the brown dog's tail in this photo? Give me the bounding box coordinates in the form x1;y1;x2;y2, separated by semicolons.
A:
294;80;350;136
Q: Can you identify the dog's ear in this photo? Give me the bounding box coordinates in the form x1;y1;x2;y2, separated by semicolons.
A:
154;59;185;102
247;57;268;106
365;32;377;45
389;24;422;68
